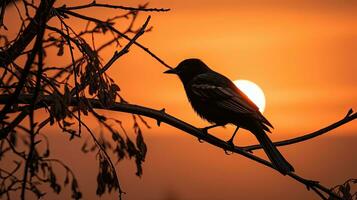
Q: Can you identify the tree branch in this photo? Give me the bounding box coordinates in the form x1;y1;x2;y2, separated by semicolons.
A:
20;10;46;200
0;0;55;67
56;8;173;69
0;94;354;199
70;15;151;95
243;109;357;151
62;1;170;12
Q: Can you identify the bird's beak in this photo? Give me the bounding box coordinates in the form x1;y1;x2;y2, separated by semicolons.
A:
164;68;177;74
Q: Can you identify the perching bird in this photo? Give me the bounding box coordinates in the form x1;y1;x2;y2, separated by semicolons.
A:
165;58;294;175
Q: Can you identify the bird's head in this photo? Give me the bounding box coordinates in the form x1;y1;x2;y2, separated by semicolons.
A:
164;58;211;83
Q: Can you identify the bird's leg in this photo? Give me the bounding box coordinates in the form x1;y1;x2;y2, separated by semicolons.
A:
200;124;221;134
198;124;224;143
227;126;239;146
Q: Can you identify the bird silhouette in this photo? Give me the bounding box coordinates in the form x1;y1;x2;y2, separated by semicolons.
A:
165;58;294;174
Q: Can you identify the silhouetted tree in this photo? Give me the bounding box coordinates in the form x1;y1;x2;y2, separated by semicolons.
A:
0;1;355;200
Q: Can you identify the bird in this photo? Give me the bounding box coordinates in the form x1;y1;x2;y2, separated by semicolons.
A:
164;58;294;175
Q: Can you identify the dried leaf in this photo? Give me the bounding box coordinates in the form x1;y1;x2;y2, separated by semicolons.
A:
57;42;64;56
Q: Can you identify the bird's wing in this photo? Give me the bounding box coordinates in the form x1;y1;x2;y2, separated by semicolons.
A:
190;72;273;129
190;72;258;114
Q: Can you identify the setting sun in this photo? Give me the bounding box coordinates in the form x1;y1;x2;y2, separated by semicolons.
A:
233;80;266;113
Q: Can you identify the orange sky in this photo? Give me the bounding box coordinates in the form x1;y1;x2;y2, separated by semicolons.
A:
3;0;357;199
103;0;357;135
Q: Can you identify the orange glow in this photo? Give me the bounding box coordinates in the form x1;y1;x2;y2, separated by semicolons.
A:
3;0;357;199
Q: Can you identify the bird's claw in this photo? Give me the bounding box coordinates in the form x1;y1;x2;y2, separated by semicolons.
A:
242;147;254;153
223;140;235;155
226;139;235;147
224;149;233;155
198;127;209;143
246;149;253;153
200;127;209;134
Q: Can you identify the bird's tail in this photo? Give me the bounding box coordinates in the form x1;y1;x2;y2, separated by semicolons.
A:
253;129;294;175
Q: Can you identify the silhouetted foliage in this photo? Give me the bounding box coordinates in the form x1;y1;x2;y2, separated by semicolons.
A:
329;179;357;200
0;0;168;199
0;0;355;200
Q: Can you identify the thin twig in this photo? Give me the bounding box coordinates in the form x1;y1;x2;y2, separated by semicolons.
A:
243;109;357;151
56;8;173;69
70;16;151;96
57;15;83;136
62;1;170;12
69;110;124;199
0;0;55;67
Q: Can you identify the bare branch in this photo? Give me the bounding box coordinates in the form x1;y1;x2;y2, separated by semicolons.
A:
70;16;152;96
56;8;173;69
61;1;170;12
20;11;46;200
0;0;55;67
0;0;8;30
1;94;354;199
69;110;124;199
243;109;357;151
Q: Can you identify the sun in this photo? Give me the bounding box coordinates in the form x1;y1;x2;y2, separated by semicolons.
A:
233;80;266;113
